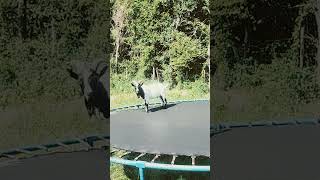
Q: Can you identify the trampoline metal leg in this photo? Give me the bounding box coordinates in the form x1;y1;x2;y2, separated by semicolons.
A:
138;167;144;180
136;161;145;180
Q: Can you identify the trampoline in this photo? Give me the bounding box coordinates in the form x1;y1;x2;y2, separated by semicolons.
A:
212;119;320;180
0;135;109;180
110;100;210;179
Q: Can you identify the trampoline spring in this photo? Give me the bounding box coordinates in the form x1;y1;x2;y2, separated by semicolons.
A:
151;154;160;163
57;142;71;149
1;154;16;159
191;156;196;166
17;149;33;155
32;145;47;152
41;145;51;152
134;153;146;161
171;155;178;165
76;138;93;149
120;151;131;158
110;149;117;154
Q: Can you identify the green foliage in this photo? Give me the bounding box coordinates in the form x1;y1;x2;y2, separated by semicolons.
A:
110;74;133;94
180;79;209;94
211;0;320;122
0;0;111;107
111;0;209;86
169;31;207;82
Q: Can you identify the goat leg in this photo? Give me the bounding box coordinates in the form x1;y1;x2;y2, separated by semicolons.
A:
144;100;149;113
160;96;166;108
85;98;94;118
163;96;168;109
165;98;167;107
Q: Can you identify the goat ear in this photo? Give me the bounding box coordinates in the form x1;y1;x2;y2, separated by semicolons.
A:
67;68;78;79
89;68;95;74
139;81;144;86
98;65;108;77
94;61;108;77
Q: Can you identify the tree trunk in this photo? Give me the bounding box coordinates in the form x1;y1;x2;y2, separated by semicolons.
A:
115;36;120;73
208;40;210;85
152;66;156;80
175;16;180;29
156;67;160;81
18;0;27;39
125;67;128;79
299;25;305;69
315;1;320;85
243;25;248;59
51;17;56;58
232;46;239;61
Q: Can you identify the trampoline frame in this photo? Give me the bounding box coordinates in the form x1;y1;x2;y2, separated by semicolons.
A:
211;118;320;137
110;99;210;180
0;134;109;159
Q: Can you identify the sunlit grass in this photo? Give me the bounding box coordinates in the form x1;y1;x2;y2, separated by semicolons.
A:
111;87;209;109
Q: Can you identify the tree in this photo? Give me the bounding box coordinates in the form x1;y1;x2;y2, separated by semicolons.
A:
111;0;209;85
0;0;111;107
314;0;320;84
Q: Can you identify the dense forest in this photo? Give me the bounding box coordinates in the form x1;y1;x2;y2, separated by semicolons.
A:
110;0;209;88
211;0;320;121
4;0;318;121
0;0;111;108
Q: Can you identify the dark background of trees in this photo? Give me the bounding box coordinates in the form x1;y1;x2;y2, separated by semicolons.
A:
0;0;111;108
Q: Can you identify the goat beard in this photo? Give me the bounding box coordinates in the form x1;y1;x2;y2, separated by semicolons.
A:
136;92;142;98
85;97;95;117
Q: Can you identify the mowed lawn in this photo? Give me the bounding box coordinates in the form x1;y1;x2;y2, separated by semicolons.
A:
110;87;210;180
111;88;209;109
0;98;108;151
212;88;320;124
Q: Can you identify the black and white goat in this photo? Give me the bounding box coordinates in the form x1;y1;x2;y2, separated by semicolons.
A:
67;60;109;120
131;80;168;112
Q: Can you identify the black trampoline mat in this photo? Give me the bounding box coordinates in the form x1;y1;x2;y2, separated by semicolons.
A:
0;150;108;180
111;101;210;157
212;125;320;180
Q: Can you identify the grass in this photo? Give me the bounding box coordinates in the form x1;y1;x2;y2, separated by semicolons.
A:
212;88;320;124
111;88;209;109
0;98;108;150
110;79;210;180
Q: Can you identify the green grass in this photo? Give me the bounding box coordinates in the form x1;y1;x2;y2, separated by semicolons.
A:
212;88;320;124
0;98;108;150
111;88;209;109
110;80;210;180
